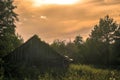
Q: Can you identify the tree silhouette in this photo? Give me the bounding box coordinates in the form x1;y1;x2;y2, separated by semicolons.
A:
74;35;83;47
0;0;23;57
89;15;119;66
90;15;118;43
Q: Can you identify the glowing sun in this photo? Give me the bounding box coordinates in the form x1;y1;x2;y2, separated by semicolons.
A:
32;0;80;6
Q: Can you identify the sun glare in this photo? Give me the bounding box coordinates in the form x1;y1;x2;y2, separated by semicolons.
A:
32;0;80;6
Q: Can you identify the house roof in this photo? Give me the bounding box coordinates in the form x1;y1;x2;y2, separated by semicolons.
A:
3;35;70;65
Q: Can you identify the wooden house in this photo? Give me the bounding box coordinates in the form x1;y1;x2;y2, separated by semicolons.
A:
3;35;70;72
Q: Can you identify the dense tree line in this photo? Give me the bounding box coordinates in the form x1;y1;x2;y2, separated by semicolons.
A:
51;15;120;67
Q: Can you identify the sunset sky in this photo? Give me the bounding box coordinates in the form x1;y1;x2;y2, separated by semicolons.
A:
14;0;120;43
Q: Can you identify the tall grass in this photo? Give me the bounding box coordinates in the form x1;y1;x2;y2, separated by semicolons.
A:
38;64;120;80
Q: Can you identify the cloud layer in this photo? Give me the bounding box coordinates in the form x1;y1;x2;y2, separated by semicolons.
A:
15;0;120;43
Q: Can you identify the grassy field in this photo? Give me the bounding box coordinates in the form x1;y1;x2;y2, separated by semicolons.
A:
1;64;120;80
37;64;120;80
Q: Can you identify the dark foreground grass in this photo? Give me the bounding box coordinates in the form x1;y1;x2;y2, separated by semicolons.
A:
37;64;120;80
1;64;120;80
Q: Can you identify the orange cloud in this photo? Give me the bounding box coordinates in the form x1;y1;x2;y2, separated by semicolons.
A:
15;0;120;43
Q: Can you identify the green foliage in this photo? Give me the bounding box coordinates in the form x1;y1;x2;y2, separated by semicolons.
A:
21;64;120;80
0;0;23;57
3;64;120;80
0;0;23;79
86;15;120;66
74;35;83;47
90;15;118;43
51;39;67;55
51;35;84;63
51;15;120;66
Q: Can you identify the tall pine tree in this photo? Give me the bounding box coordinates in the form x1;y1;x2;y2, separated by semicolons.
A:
90;15;119;66
0;0;23;58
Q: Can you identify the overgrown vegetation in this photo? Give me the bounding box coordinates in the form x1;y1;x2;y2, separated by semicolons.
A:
36;64;120;80
2;64;120;80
